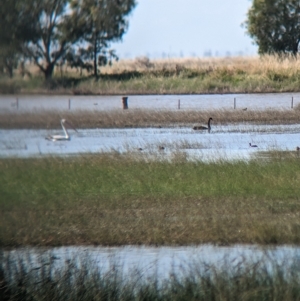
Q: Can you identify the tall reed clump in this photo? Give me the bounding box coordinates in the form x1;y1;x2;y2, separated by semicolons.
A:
1;250;300;301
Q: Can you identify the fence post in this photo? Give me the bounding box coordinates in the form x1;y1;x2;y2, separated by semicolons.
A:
68;99;71;110
178;99;180;109
16;98;19;109
122;96;128;109
234;98;236;109
291;96;294;109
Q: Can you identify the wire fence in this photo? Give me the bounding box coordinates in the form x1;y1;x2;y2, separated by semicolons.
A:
1;94;299;113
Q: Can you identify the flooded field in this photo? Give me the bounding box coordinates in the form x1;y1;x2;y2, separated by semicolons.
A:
1;93;300;160
1;123;300;160
3;94;300;293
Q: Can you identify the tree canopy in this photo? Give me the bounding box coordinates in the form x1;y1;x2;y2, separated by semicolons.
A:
245;0;300;56
69;0;136;77
0;0;37;77
0;0;136;79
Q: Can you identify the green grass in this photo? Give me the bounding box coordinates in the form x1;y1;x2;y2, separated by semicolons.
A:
2;154;300;205
1;154;300;246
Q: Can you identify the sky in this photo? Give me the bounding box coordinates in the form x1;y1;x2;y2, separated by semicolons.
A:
113;0;258;59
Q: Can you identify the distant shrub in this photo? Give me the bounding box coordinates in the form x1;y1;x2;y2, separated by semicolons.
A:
0;81;21;94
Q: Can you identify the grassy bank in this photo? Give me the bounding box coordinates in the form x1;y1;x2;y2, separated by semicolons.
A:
2;55;300;95
1;107;300;129
1;251;300;301
1;154;300;247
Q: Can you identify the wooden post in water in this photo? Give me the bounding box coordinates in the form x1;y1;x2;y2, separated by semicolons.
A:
178;99;180;109
234;98;236;109
68;99;71;110
16;98;19;109
291;96;294;109
122;96;128;109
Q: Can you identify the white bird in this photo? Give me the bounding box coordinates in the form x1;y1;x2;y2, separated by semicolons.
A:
46;119;78;141
249;143;258;148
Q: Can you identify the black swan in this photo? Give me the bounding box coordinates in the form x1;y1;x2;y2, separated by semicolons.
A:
249;143;258;148
193;117;213;132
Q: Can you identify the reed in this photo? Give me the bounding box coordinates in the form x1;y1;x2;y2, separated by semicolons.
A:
1;250;300;301
1;108;300;129
1;154;300;246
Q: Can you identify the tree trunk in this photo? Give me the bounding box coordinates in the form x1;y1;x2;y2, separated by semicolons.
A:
44;63;54;79
7;65;13;78
4;59;14;78
93;39;98;78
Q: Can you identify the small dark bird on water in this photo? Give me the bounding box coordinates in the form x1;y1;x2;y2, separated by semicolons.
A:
193;117;213;132
158;146;165;150
249;143;258;148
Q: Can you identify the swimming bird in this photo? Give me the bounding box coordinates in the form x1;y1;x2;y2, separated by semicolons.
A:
193;117;213;132
158;146;165;150
249;143;258;148
45;119;78;141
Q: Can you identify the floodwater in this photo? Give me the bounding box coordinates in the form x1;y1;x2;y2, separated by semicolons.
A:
1;92;300;160
4;244;300;282
1;92;299;112
1;123;300;160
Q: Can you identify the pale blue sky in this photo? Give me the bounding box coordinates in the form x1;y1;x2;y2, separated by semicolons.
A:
113;0;258;59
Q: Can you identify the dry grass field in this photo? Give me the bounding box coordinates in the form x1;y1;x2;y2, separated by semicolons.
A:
1;107;300;129
2;54;300;94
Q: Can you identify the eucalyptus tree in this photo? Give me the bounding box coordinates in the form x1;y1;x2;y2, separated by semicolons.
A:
0;0;76;79
245;0;300;55
19;0;80;79
69;0;136;77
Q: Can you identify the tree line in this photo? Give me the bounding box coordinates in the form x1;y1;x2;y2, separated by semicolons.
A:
1;0;300;80
0;0;136;79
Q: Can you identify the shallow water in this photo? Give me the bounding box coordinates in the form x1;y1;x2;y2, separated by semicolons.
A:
2;93;300;160
4;244;300;281
1;92;299;112
1;123;300;160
